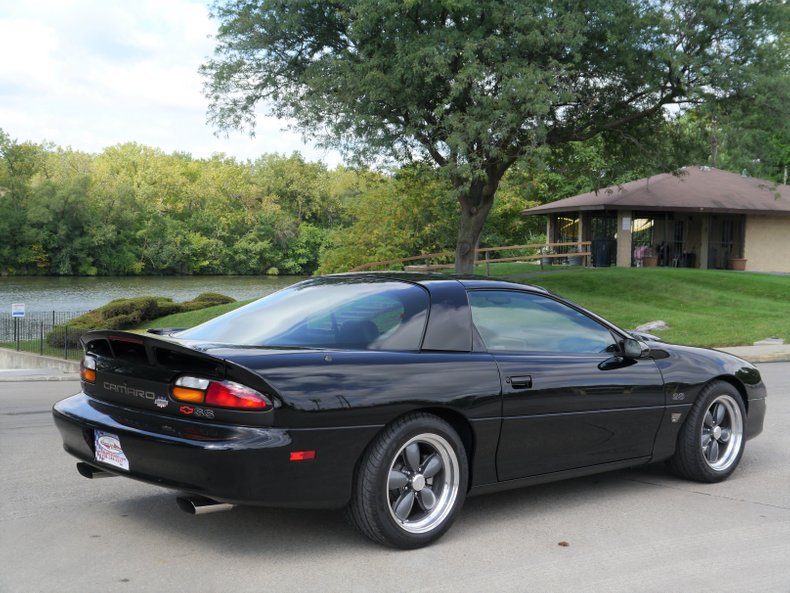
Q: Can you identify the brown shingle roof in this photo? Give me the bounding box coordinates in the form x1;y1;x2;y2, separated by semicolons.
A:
522;167;790;216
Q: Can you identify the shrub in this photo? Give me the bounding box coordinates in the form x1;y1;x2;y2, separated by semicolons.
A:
46;293;236;348
181;292;236;311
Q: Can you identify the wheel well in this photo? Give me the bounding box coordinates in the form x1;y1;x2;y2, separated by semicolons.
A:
415;407;475;490
348;408;477;504
711;375;748;413
359;408;475;492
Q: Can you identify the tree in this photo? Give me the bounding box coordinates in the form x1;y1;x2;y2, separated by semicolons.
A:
319;164;457;273
22;176;93;274
702;74;789;182
251;153;342;225
202;0;786;272
0;131;46;273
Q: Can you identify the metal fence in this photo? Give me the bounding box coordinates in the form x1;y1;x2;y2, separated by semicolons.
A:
0;311;89;360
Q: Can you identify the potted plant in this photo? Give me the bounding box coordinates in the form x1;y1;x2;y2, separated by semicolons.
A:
728;257;747;271
634;245;657;267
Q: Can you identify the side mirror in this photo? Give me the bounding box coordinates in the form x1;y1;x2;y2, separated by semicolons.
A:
622;338;650;359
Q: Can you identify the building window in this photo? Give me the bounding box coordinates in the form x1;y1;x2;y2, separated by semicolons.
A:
708;215;746;269
556;215;579;244
590;211;617;240
631;216;655;266
630;212;688;267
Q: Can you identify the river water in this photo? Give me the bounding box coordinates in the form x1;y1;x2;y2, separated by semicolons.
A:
0;275;305;313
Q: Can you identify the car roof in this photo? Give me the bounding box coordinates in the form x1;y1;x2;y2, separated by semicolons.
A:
455;278;549;294
325;271;549;294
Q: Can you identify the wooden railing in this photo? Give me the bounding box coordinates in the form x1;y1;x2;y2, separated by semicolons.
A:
350;241;591;273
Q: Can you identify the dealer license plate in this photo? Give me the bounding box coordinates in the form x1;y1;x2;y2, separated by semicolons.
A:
94;430;129;471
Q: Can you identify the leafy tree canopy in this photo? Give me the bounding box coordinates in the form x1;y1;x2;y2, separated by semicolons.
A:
202;0;787;271
0;132;362;277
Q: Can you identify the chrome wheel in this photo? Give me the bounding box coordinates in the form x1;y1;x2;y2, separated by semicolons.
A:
668;381;747;483
701;394;744;472
347;413;468;548
386;433;460;534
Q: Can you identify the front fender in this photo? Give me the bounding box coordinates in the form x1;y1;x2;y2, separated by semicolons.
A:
648;343;766;461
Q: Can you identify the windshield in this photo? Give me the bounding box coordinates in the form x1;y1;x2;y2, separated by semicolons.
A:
177;278;430;350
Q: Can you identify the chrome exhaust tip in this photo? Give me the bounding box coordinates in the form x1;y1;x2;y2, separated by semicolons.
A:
176;495;235;515
76;462;117;479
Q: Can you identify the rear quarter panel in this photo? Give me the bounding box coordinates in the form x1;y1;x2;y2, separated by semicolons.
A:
216;349;503;428
217;349;504;488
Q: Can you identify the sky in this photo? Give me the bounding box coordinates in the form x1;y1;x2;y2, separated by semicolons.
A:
0;0;343;165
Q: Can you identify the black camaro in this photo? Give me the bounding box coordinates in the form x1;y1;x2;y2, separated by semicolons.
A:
53;273;766;548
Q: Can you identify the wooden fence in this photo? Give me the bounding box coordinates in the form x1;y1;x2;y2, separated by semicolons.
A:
350;241;591;273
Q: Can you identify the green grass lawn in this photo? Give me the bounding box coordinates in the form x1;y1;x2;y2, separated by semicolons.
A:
0;339;83;360
140;299;253;330
490;266;790;347
133;266;790;348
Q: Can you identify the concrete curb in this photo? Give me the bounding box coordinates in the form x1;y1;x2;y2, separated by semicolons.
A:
726;354;790;364
0;373;80;382
716;346;790;364
0;348;81;382
0;348;80;372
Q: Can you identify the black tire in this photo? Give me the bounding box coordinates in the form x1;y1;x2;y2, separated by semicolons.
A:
668;381;746;483
346;412;468;549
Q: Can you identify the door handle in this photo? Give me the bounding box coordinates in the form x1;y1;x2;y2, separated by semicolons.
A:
508;375;532;389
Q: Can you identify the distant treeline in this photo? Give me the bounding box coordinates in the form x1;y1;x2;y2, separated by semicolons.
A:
0;135;355;276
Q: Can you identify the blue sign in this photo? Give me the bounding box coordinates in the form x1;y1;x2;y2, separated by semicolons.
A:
11;303;25;318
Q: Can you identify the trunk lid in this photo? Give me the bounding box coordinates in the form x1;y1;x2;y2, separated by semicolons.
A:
81;330;278;427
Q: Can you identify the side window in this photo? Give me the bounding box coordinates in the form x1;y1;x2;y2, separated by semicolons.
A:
468;290;618;354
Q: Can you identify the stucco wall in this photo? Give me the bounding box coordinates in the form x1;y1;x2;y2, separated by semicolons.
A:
616;211;632;267
744;216;790;273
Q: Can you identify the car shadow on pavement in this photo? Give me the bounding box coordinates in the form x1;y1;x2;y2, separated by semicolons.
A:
111;492;371;555
105;463;685;553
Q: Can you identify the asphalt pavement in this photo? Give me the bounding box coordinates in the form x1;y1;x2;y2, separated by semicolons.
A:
1;365;789;593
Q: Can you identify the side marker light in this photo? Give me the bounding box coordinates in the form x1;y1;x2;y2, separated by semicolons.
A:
289;451;316;462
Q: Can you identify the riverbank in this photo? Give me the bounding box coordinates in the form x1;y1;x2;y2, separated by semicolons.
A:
0;275;305;312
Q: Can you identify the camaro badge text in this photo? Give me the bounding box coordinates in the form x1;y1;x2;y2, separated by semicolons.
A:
103;381;156;401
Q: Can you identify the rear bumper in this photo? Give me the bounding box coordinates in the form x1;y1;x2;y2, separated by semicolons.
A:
52;393;381;508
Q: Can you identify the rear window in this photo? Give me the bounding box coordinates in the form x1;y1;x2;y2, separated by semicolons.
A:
177;278;429;351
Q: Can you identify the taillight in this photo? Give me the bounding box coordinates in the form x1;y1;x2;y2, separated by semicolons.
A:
81;356;97;383
171;376;272;411
206;381;269;409
172;377;209;403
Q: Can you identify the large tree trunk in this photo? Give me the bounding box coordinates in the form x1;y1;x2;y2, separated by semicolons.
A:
454;175;498;274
